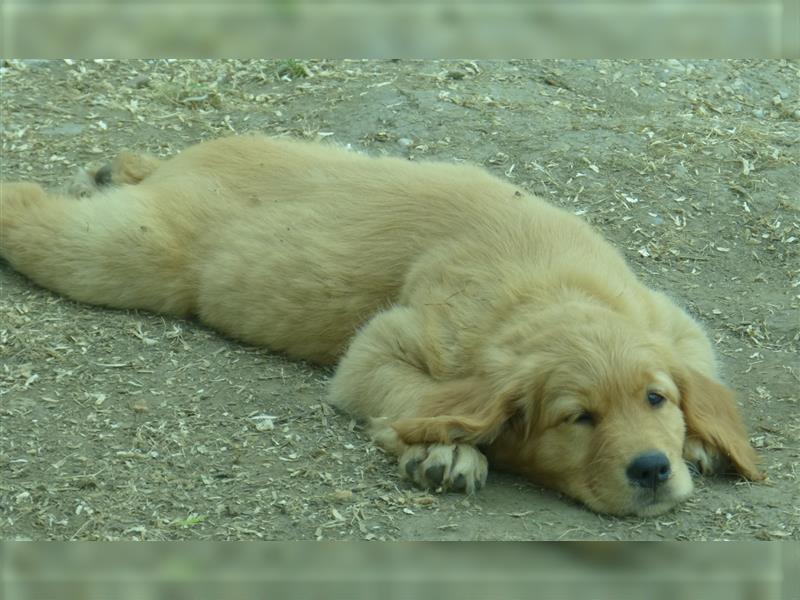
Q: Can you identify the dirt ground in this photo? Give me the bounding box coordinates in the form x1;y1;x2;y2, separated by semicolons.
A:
1;59;798;541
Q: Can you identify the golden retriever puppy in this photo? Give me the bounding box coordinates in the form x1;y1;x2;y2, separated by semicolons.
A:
0;135;763;516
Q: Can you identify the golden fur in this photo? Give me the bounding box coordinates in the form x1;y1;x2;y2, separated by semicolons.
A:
0;135;763;516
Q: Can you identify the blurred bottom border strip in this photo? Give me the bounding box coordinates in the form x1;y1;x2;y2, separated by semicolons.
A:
0;581;788;600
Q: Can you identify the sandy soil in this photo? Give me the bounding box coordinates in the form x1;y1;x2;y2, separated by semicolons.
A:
1;59;798;540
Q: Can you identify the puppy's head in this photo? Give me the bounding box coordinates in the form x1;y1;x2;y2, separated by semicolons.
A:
393;301;763;516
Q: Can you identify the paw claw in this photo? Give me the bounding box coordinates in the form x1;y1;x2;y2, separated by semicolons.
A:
424;464;446;487
404;458;421;478
94;164;113;186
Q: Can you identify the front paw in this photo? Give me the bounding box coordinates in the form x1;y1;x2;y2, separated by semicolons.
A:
683;436;728;476
399;443;488;494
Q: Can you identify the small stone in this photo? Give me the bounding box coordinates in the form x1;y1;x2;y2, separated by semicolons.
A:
40;123;85;136
673;164;689;178
333;489;354;502
250;414;276;431
129;74;150;88
18;59;53;69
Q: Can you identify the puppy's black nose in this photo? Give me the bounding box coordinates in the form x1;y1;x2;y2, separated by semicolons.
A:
626;452;671;488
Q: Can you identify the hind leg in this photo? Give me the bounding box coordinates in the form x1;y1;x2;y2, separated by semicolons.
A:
65;151;162;198
1;180;194;315
0;181;47;212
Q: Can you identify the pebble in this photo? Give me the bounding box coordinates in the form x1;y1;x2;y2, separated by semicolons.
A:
19;59;53;69
129;74;150;88
333;489;354;502
397;137;413;147
40;123;85;136
250;414;276;431
673;164;689;178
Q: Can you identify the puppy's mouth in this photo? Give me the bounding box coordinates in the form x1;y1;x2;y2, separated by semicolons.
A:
584;477;688;517
628;487;682;517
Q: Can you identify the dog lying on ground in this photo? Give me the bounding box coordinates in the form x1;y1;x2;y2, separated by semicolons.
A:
0;135;764;516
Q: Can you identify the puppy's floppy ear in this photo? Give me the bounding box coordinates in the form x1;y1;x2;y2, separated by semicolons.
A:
677;368;764;481
391;376;519;446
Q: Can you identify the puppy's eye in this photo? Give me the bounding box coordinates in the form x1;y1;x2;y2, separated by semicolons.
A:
647;392;666;407
573;411;595;426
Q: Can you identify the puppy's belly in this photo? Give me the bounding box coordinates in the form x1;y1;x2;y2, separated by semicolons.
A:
192;214;407;364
